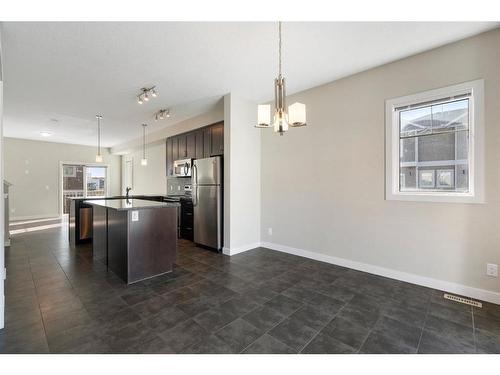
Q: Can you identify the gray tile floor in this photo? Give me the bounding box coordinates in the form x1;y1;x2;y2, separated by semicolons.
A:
1;225;500;354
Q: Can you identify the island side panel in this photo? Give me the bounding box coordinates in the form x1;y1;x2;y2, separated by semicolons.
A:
107;208;129;283
127;207;178;284
92;205;108;263
69;199;76;247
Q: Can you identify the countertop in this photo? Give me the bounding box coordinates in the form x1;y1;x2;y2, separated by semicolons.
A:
71;194;168;201
84;198;180;211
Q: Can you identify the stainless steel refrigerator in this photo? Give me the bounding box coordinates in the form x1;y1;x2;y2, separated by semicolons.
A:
192;156;222;250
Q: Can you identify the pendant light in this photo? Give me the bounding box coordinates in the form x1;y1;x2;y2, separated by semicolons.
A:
256;22;307;135
95;115;103;162
141;123;148;166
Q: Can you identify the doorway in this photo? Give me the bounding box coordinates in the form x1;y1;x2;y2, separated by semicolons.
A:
60;163;108;215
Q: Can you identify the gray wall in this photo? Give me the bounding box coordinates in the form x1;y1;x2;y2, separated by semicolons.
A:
223;93;261;254
260;28;500;297
4;137;121;220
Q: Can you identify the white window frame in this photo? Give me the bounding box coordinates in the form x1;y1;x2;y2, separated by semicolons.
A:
59;161;110;215
385;79;485;204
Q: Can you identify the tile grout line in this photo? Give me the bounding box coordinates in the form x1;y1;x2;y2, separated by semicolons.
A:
298;302;349;354
415;295;431;354
471;305;477;353
236;300;305;354
26;243;51;352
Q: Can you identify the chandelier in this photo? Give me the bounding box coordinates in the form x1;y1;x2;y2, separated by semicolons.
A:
256;22;306;135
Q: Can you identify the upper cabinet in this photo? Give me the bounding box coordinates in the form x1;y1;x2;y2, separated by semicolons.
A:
165;122;224;176
177;135;187;159
186;133;196;159
166;138;173;176
195;130;204;159
210;122;224;156
203;127;211;158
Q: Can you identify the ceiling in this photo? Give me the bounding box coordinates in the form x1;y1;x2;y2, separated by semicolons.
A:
2;22;498;148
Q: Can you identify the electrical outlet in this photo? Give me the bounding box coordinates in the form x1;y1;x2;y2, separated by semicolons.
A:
268;227;273;236
131;211;139;222
486;263;498;277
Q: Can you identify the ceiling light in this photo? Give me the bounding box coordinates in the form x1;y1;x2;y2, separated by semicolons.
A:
137;86;157;104
256;22;307;135
154;109;170;121
141;123;148;166
40;131;52;137
95;115;103;163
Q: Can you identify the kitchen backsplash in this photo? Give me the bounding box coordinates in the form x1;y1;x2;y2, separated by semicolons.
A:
167;177;189;195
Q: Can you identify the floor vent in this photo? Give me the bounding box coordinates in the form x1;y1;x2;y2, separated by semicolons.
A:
444;293;482;308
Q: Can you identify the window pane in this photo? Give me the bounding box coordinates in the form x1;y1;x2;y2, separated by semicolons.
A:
86;167;107;197
62;164;84;214
418;132;455;162
398;98;469;194
418;170;435;188
400;106;432;137
400;167;416;191
431;99;468;132
436;169;454;189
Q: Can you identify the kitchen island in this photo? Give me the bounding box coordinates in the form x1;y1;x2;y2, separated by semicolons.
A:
85;198;179;284
68;195;170;247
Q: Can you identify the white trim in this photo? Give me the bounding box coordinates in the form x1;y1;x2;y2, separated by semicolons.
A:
10;214;61;221
59;161;110;215
222;242;261;256
385;79;485;204
261;241;500;305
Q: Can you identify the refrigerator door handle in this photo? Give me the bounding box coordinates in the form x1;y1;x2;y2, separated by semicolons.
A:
193;185;198;207
192;163;198;207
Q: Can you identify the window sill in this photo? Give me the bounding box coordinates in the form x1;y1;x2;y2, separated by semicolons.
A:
386;191;484;204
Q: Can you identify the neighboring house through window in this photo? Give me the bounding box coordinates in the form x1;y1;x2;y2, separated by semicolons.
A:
385;80;484;203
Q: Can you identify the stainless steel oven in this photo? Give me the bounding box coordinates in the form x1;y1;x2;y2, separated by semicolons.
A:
173;158;192;177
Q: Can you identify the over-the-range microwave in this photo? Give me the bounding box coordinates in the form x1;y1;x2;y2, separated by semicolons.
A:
173;158;192;177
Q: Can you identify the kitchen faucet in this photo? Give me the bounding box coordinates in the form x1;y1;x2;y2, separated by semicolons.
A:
126;187;132;199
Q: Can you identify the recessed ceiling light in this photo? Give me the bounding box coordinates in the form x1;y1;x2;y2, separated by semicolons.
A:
40;131;52;137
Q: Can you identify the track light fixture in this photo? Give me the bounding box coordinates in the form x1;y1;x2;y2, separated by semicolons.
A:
154;109;171;121
137;86;158;104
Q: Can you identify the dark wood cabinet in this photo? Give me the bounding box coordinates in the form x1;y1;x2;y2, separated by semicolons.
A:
178;135;187;159
186;132;196;159
171;137;179;162
166;138;173;176
210;122;224;156
195;130;204;159
165;122;224;176
203;128;211;158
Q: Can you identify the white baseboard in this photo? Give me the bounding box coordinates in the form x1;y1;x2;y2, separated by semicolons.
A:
10;214;61;222
261;241;500;306
223;242;262;256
